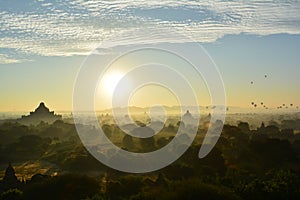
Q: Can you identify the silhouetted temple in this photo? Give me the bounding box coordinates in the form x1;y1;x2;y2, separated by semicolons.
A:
0;163;20;192
182;110;194;125
19;102;62;125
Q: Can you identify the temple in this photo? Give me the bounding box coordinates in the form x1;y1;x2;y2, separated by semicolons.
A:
0;163;20;192
19;102;62;125
182;110;195;125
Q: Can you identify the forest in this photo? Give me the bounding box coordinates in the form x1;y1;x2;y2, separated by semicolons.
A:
0;115;300;200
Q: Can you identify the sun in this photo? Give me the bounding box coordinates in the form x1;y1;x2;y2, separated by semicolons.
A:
101;71;124;96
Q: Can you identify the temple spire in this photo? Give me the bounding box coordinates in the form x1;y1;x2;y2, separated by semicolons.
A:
19;102;62;125
3;162;19;190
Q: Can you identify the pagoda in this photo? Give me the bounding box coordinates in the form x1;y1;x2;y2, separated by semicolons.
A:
182;110;194;125
2;163;20;191
19;102;62;125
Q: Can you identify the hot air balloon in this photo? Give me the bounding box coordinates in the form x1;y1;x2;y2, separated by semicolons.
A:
254;104;257;107
290;104;293;107
261;102;264;105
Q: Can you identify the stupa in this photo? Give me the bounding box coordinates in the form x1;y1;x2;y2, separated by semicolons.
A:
2;163;20;190
19;102;62;125
182;110;194;125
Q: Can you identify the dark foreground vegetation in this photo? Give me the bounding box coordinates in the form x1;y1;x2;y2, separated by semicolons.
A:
1;117;300;200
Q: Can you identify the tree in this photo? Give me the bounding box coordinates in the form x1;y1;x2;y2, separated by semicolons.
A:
0;189;23;200
122;135;134;150
140;137;156;151
238;122;250;133
102;124;112;138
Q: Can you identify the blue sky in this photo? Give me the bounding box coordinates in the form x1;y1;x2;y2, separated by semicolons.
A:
0;0;300;111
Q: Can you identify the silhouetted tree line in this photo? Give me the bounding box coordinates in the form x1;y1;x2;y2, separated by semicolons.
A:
1;119;300;199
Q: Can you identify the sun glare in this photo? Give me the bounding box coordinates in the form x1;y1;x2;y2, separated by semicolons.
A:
101;71;124;96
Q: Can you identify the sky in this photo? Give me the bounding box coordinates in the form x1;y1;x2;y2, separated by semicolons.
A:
0;0;300;112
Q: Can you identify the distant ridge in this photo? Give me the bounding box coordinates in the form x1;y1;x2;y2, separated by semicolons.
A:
94;105;300;115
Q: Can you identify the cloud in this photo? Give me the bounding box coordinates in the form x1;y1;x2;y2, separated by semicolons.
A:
0;0;299;63
0;54;32;64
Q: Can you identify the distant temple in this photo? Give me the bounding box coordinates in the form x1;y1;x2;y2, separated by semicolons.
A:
182;110;197;126
18;102;62;125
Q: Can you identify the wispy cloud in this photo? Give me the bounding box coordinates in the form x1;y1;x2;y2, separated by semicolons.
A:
0;53;32;64
0;0;299;63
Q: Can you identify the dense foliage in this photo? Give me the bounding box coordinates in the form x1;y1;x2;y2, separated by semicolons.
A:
1;118;300;199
